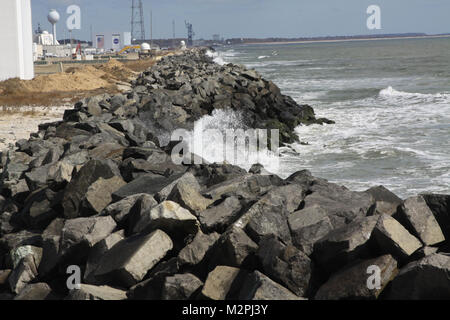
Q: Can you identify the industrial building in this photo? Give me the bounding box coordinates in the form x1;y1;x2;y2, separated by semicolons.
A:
93;32;132;52
0;0;34;80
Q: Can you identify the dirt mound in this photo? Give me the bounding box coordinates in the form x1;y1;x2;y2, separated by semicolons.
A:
0;66;113;95
0;59;137;96
95;59;138;82
0;53;173;107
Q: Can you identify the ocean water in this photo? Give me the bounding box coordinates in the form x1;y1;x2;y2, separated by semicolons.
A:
211;38;450;198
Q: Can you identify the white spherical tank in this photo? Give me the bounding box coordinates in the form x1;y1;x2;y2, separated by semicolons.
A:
47;9;60;24
47;9;60;46
141;43;151;51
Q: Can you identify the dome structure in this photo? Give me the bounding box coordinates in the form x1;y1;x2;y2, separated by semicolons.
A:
47;9;60;24
141;42;151;50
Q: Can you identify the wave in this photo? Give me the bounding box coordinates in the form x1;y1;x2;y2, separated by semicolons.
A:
205;50;227;66
379;86;450;102
175;109;282;173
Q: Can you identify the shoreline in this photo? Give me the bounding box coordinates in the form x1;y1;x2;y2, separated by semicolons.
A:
232;34;450;46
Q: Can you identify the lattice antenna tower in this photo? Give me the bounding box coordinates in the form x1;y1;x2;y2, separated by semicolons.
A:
131;0;145;40
185;21;195;46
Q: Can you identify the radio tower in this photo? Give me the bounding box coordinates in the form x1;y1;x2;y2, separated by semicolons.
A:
185;21;195;47
131;0;145;41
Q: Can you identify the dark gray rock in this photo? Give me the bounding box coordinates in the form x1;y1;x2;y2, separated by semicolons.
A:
209;227;258;268
67;284;127;300
395;196;445;246
198;196;243;233
312;216;379;275
422;194;450;239
62;160;119;218
371;214;422;261
14;283;52;300
289;205;334;256
131;201;199;242
303;181;375;229
238;270;302;300
167;173;214;214
365;185;403;216
94;229;173;287
315;254;398;300
386;254;450;299
84;231;125;284
201;266;241;300
19;187;58;229
161;273;203;300
112;173;184;202
256;236;313;297
8;246;42;294
81;176;126;215
102;193;154;225
178;231;220;267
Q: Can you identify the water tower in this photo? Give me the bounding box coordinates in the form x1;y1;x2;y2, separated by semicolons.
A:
48;9;60;45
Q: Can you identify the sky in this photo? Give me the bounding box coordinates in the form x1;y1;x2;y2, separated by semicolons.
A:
32;0;450;41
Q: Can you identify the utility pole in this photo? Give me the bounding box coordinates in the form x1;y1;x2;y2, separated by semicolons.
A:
172;20;176;49
150;10;153;48
90;24;93;47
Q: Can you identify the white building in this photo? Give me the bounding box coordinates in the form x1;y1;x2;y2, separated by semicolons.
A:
93;32;132;51
0;0;34;80
34;30;59;46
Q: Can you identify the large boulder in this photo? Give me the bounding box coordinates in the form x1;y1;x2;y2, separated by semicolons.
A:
198;196;243;233
84;231;125;284
312;216;379;275
111;173;184;201
8;246;43;294
288;205;334;256
256;236;313;297
62;160;119;218
161;273;203;300
371;214;422;261
81;176;126;215
302;182;375;229
210;226;259;269
395;196;445;246
315;254;398;300
38;217;116;276
365;185;403;216
178;231;220;267
238;184;306;245
238;270;302;300
201;266;242;300
386;254;450;299
67;284;127;300
13;283;52;300
422;194;450;239
167;173;214;214
131;201;200;242
93;230;173;287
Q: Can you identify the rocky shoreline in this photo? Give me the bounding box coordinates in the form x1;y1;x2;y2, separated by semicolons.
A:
0;48;449;300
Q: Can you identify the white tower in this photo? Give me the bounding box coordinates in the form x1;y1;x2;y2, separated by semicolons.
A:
47;9;60;45
0;0;34;80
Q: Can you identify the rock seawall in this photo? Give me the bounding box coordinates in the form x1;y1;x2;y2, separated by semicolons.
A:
0;49;449;300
